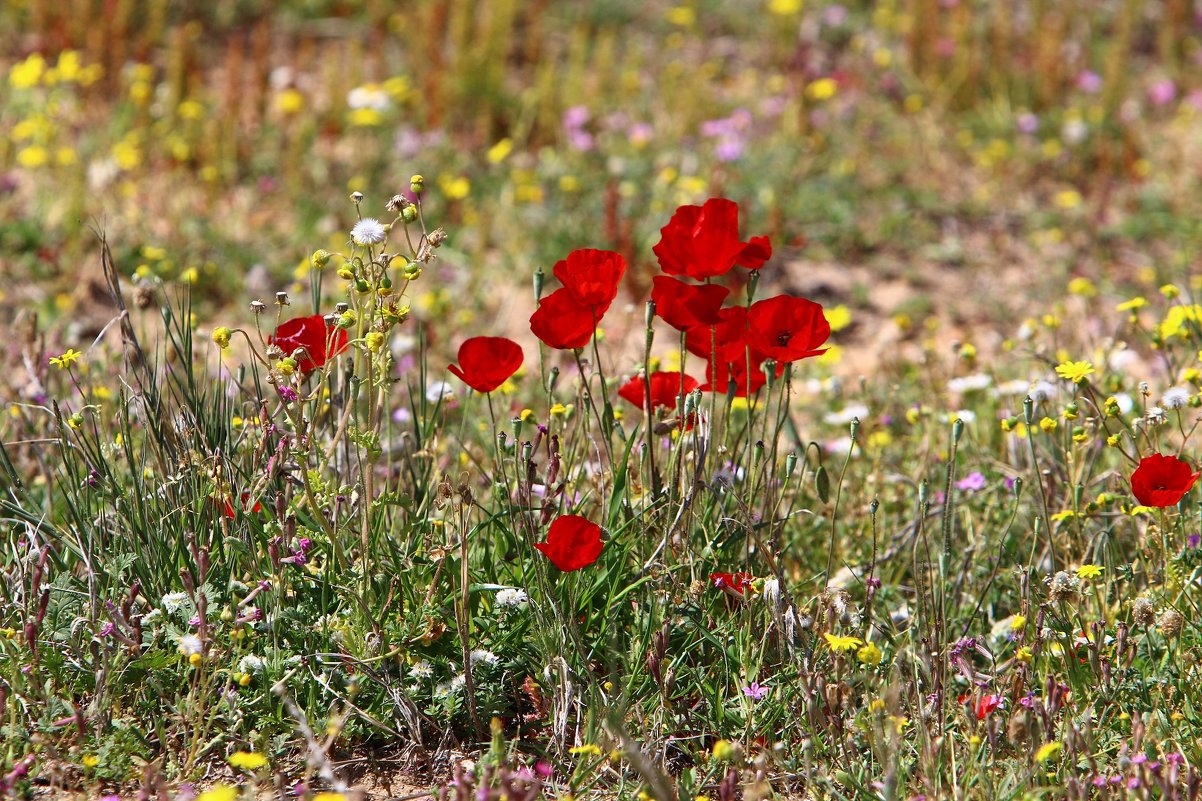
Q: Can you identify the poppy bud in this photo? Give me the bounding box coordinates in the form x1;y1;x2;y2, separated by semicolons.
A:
533;268;545;302
951;417;963;444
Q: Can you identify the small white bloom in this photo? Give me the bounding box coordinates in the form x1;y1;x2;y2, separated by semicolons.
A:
947;374;992;394
346;84;391;111
495;588;528;607
238;654;265;674
426;381;455;403
1114;393;1135;415
449;673;467;691
469;649;499;667
161;592;189;616
823;404;868;426
410;660;433;678
350;218;386;246
178;634;203;657
996;379;1032;397
1162;387;1191;409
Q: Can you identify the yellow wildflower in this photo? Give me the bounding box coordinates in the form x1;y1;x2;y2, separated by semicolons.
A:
1075;564;1104;580
1054;360;1094;384
1034;741;1063;762
227;751;268;770
49;348;83;369
823;632;864;653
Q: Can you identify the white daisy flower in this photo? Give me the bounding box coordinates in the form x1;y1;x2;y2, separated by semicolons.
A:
469;649;499;667
410;660;433;678
238;654;265;674
495;588;528;607
161;592;189;616
350;218;386;246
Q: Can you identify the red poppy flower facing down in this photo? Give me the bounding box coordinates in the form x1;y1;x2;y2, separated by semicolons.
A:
709;572;754;594
448;336;523;393
553;248;626;312
653;198;772;279
223;492;263;519
270;315;349;372
651;276;730;331
617;371;699;411
534;515;604;572
530;288;599;350
745;295;830;364
1131;453;1200;507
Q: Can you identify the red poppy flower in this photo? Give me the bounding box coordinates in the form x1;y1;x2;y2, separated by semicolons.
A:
745;295;830;364
653;198;772;279
270;315;348;372
223;492;263;519
1130;453;1200;507
617;371;699;411
974;694;1004;720
530;289;597;350
651;276;730;331
448;336;523;393
534;515;604;572
709;572;754;594
552;248;626;312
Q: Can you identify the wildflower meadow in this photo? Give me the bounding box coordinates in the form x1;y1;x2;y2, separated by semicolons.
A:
5;2;1202;800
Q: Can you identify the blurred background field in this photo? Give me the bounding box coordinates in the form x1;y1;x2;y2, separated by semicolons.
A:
4;0;1202;368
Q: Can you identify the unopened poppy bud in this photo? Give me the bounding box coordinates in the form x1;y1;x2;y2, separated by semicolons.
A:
785;451;797;476
311;249;331;268
644;300;656;329
402;205;417;223
410;174;424;193
533;268;545;301
212;326;232;350
951;417;963;443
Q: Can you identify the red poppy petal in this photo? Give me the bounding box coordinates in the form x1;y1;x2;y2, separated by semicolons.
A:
449;336;524;392
738;235;773;270
552;249;626;310
530;289;598;350
651;276;730;331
